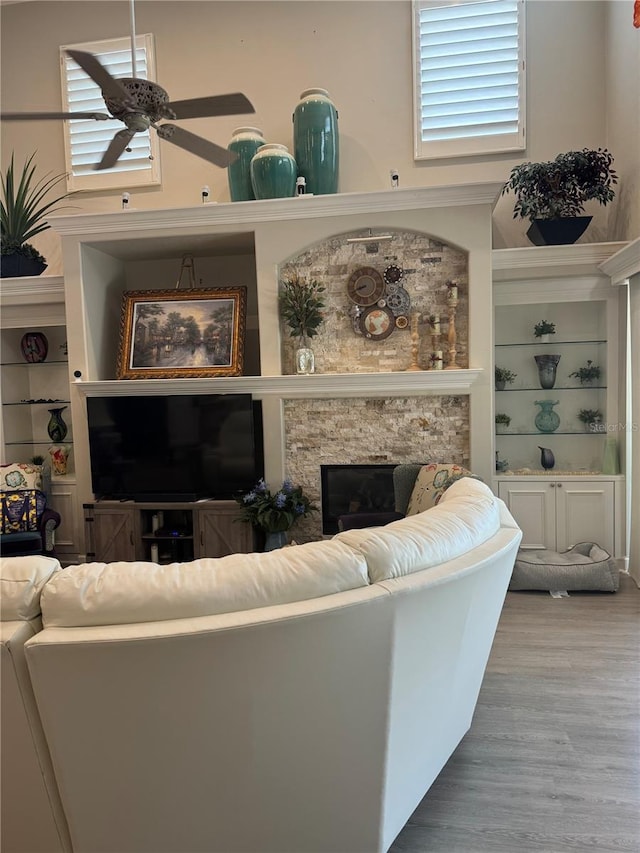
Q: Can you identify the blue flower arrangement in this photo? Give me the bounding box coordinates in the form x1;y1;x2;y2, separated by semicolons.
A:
235;478;317;533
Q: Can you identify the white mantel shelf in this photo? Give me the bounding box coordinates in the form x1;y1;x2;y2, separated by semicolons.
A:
49;183;504;236
75;369;484;400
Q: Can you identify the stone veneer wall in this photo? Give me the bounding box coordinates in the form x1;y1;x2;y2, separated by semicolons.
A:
283;395;470;543
279;228;468;374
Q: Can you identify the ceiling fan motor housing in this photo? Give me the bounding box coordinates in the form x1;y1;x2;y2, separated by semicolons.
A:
104;78;176;122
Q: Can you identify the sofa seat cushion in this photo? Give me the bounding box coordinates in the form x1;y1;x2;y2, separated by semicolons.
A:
41;539;370;628
0;556;62;621
404;463;472;516
335;478;501;583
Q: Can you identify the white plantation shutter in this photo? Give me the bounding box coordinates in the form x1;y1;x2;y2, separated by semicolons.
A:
60;34;161;191
413;0;526;159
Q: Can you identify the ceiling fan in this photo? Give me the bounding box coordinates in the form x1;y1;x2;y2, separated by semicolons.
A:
0;1;254;171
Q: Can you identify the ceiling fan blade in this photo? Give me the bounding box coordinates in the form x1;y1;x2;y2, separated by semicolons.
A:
164;93;255;120
1;111;110;121
156;124;238;168
66;49;133;104
96;129;137;170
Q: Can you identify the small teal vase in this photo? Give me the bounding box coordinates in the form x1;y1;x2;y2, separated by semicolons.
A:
227;127;266;201
293;88;339;195
250;144;297;199
534;400;560;433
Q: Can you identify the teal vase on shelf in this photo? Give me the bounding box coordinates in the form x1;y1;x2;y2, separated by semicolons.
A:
293;88;339;195
250;144;297;199
534;400;560;433
227;127;266;201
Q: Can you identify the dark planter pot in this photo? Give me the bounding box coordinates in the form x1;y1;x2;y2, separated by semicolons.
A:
526;217;592;247
1;253;47;277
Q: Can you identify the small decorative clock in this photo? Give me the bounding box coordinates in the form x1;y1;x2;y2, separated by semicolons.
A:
347;267;385;307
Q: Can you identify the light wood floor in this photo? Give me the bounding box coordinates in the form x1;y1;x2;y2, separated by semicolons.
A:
390;574;640;853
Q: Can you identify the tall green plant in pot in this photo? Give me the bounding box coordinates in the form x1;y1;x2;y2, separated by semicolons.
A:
501;148;617;246
1;153;70;277
279;273;326;374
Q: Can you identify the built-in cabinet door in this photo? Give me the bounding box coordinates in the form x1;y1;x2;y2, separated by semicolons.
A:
196;503;254;557
555;480;615;553
498;481;556;549
50;480;80;560
84;505;137;562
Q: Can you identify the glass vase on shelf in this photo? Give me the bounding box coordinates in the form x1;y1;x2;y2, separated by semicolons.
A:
295;334;315;375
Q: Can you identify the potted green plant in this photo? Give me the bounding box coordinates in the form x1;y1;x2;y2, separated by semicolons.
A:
1;152;70;277
569;360;601;385
577;408;604;432
533;320;556;341
235;477;317;550
495;413;511;433
495;366;517;391
501;148;617;246
279;273;326;374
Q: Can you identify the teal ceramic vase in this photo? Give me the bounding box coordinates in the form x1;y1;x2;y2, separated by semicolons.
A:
227;127;266;201
293;88;339;195
250;144;297;199
534;400;560;433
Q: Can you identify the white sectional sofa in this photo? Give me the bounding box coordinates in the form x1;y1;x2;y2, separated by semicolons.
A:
1;477;521;853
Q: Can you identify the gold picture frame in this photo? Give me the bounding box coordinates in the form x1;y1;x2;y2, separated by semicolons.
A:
116;287;247;379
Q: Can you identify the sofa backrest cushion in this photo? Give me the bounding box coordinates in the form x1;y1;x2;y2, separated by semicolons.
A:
40;539;370;628
335;477;501;583
0;556;62;621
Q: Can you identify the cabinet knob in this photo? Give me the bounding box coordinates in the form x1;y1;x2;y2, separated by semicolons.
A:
557;482;562;488
550;482;556;488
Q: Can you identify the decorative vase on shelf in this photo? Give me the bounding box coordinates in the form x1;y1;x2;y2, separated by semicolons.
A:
48;444;71;475
227;127;266;201
539;446;555;470
47;406;68;442
534;400;560;433
264;530;289;551
293;88;339;195
295;335;315;375
250;143;297;199
20;331;48;363
602;438;620;475
534;354;561;390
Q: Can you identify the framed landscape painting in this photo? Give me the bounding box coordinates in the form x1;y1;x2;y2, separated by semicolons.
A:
116;287;247;379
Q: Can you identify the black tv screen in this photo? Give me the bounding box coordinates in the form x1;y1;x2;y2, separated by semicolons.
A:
87;394;263;501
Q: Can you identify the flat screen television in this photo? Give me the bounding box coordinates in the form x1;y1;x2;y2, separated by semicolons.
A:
87;394;263;502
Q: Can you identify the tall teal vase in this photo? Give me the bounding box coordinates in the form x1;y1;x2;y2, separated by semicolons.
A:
293;88;339;195
250;144;297;199
227;127;266;201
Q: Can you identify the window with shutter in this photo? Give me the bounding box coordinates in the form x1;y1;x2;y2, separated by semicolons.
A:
60;34;161;191
413;0;526;160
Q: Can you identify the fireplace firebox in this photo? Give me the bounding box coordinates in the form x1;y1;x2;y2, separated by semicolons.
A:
320;464;396;535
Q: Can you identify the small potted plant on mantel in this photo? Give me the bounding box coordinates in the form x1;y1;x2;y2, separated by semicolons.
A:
1;152;70;277
501;148;617;246
533;320;556;342
279;273;326;375
495;366;517;391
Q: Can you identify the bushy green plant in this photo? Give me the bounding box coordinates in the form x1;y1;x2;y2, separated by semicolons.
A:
235;478;317;533
577;408;602;424
279;274;326;339
502;148;617;220
495;413;511;426
495;366;517;384
534;320;556;337
1;152;70;259
569;360;601;385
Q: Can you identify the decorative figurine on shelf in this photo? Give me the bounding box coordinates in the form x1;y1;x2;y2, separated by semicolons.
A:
539;446;555;470
405;312;423;371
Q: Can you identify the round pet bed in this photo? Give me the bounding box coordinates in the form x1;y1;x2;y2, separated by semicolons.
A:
509;542;619;592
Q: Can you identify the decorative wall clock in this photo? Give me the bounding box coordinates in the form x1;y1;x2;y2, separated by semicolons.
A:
359;305;395;340
347;267;385;307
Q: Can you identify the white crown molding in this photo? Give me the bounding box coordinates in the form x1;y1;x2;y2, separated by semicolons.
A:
48;184;504;237
0;274;65;304
598;237;640;285
492;242;628;281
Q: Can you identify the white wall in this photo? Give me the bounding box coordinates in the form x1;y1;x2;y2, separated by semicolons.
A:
1;0;637;274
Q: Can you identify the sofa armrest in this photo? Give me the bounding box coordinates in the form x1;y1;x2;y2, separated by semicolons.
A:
337;511;405;532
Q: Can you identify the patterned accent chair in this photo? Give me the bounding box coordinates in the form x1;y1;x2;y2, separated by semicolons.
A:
0;463;61;557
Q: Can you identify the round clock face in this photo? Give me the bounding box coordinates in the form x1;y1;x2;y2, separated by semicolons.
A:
347;267;385;307
359;305;395;340
386;286;411;316
384;264;403;285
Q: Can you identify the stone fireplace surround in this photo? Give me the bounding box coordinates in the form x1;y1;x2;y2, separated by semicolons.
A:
51;184;498;559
